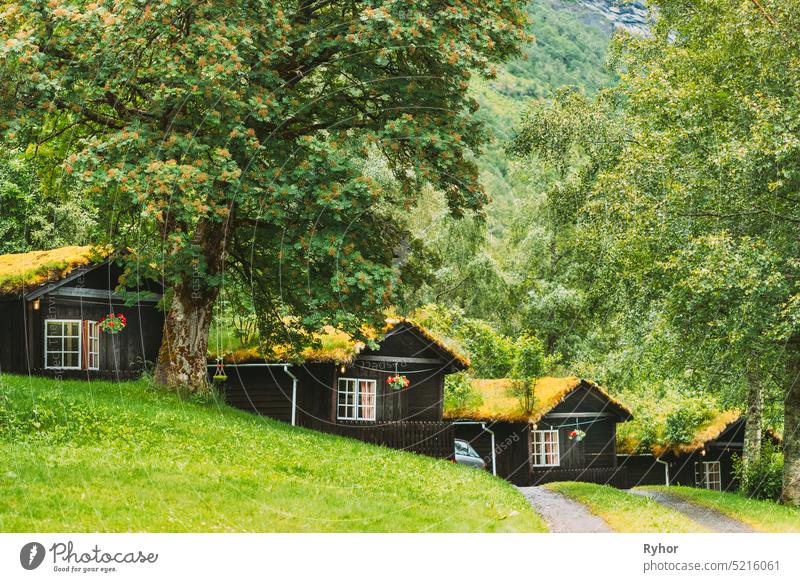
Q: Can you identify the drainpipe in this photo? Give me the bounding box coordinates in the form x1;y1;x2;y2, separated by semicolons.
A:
482;422;497;477
282;365;299;427
452;421;496;476
655;456;670;486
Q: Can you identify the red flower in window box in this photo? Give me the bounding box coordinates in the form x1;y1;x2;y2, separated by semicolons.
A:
387;374;410;390
98;313;127;334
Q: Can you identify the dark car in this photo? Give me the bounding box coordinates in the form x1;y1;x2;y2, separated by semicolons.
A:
454;438;486;469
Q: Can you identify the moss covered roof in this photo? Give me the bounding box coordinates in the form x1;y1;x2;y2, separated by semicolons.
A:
616;409;743;456
214;317;470;368
0;245;110;297
444;376;632;424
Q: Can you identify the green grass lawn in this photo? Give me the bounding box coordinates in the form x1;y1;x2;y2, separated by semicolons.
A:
544;482;707;533
639;486;800;533
0;374;546;532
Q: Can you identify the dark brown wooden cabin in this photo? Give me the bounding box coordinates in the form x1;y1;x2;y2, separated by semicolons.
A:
0;246;163;379
447;377;633;486
618;415;782;491
212;319;467;458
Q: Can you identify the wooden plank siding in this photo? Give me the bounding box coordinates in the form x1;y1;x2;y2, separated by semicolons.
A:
299;416;454;459
1;261;162;376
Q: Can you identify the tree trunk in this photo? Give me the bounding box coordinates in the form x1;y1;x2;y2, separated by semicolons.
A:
154;217;228;391
782;348;800;506
742;365;763;473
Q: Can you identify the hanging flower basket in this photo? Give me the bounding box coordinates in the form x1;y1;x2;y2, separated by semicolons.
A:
569;429;586;442
98;313;127;334
387;374;410;390
212;359;227;383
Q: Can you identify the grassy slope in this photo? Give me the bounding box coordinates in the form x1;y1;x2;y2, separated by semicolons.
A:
0;375;545;532
640;486;800;533
545;482;707;533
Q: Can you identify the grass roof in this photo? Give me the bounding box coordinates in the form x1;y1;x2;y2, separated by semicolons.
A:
0;245;110;297
616;409;743;457
444;376;632;424
211;317;470;368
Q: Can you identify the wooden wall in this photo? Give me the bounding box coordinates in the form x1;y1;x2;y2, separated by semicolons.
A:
1;261;163;375
0;299;29;373
666;449;740;492
453;422;532;485
535;417;618;469
617;454;669;487
222;366;295;423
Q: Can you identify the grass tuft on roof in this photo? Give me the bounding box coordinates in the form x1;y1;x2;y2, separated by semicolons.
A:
210;318;469;367
0;245;109;296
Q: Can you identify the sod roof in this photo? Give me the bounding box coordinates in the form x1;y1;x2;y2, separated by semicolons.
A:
213;317;470;368
0;245;110;297
444;376;633;424
616;409;743;456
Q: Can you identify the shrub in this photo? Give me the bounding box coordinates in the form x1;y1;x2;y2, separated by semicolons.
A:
459;319;515;378
444;372;482;415
733;441;784;501
664;401;714;446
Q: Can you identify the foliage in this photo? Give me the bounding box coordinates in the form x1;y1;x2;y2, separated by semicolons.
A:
0;0;530;384
444;371;484;415
0;152;94;254
509;334;548;414
459;319;517;378
734;441;785;502
0;374;545;532
412;304;515;378
663;402;715;447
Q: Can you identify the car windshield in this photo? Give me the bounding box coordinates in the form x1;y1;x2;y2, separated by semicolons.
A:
455;440;469;455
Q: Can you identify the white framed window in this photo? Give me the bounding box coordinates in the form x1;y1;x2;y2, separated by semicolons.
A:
44;319;82;369
85;320;100;370
703;461;722;491
532;430;560;467
337;378;377;421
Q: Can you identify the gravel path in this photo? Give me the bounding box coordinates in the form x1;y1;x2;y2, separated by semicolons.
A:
518;486;613;533
629;489;755;533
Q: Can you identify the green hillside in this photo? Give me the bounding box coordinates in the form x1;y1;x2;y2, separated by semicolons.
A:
0;375;545;532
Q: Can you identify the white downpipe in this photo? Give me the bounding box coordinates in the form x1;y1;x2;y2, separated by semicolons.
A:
452;420;497;476
656;457;670;486
282;365;299;426
482;422;497;477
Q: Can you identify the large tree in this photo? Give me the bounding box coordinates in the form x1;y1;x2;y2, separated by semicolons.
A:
0;0;528;388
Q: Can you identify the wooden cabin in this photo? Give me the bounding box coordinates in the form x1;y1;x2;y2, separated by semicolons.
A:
445;377;633;486
0;246;163;378
618;413;782;492
212;319;468;458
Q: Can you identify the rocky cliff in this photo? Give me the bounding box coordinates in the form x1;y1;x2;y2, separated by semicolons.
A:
577;0;651;34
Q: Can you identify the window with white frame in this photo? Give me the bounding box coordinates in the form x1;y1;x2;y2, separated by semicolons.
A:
86;321;100;370
531;430;560;467
337;378;377;421
703;461;722;491
45;320;82;369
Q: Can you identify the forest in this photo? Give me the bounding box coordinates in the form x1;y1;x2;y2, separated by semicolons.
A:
0;0;798;507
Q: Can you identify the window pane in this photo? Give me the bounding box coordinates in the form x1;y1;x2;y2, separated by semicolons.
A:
63;352;79;367
46;321;63;336
359;380;376;420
